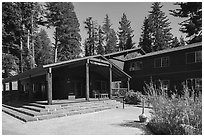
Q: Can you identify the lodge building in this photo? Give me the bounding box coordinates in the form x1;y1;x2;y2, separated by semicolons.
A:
2;42;202;104
124;42;202;94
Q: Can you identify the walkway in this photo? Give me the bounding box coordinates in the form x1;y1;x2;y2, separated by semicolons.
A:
2;106;152;135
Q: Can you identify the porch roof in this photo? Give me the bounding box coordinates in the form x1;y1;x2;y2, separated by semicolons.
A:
2;55;131;83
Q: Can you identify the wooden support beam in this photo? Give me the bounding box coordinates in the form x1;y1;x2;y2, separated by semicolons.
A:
127;78;130;92
17;80;21;101
9;82;12;102
29;76;33;101
109;64;112;99
3;83;6;92
111;57;125;62
86;59;90;101
47;68;52;105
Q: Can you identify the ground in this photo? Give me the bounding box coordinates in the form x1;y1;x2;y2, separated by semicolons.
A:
2;106;152;135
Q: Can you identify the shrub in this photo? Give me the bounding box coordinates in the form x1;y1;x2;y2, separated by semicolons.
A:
124;90;143;105
114;88;127;97
144;82;202;135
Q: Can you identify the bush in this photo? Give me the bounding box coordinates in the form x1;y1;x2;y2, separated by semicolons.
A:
144;82;202;135
125;90;143;105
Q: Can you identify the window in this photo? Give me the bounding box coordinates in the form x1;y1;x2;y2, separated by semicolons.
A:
154;57;169;68
195;78;202;90
162;57;169;67
161;80;170;90
186;50;202;64
129;61;143;71
5;83;9;91
154;80;169;90
196;50;202;62
186;78;202;90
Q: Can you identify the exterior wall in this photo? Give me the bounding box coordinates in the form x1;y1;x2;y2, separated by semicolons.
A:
124;46;202;93
20;75;47;101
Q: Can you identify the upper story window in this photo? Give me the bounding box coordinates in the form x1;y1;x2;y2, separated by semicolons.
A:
186;50;202;64
129;61;143;71
154;56;169;68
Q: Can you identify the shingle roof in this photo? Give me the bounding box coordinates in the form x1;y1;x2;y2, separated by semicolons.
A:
126;42;202;61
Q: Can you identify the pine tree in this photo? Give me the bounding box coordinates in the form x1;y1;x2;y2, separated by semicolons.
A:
180;36;186;46
148;2;173;51
139;17;152;53
2;2;44;74
170;2;202;44
102;14;112;43
46;2;81;62
171;37;180;48
125;34;135;50
34;29;53;66
118;13;134;51
84;17;98;56
96;25;105;55
102;14;118;54
105;29;118;54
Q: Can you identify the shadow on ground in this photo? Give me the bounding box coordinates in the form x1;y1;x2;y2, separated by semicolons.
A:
113;120;153;135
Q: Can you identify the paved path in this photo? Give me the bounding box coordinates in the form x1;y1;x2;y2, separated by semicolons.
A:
2;106;152;135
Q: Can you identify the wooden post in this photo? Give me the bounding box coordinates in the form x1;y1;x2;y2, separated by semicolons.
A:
9;82;12;102
17;80;21;101
127;78;130;92
109;64;112;99
3;83;6;92
46;68;52;105
29;76;33;101
86;59;90;101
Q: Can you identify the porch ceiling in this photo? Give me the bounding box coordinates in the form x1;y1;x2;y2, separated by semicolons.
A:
90;64;129;81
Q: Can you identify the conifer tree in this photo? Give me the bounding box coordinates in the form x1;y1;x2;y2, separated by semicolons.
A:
84;17;98;56
34;29;53;66
118;13;134;51
105;29;118;54
2;2;44;74
171;37;180;48
170;2;202;44
102;14;118;54
179;36;186;46
96;25;105;55
148;2;173;51
102;14;112;44
138;17;152;53
46;2;81;62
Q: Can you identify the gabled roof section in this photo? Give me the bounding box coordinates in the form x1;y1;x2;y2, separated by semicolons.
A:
99;55;131;79
126;42;202;61
3;54;131;83
43;54;101;68
103;47;145;59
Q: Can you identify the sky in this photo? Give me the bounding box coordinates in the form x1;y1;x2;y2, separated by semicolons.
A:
46;2;186;47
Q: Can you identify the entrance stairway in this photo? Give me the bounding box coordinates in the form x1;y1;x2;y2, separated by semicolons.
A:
2;99;122;122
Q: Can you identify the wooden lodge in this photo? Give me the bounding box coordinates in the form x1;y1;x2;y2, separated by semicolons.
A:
2;42;202;104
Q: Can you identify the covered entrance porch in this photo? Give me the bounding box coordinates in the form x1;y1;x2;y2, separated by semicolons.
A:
2;55;131;105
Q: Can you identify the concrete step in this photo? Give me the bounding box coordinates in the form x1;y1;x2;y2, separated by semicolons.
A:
21;105;49;112
2;100;123;122
2;106;37;122
3;104;51;117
